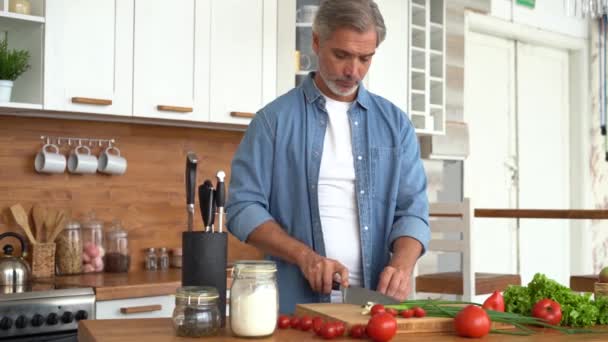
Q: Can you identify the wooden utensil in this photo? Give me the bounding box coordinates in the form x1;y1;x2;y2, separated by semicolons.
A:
32;203;47;243
9;204;37;245
44;208;58;243
47;210;67;243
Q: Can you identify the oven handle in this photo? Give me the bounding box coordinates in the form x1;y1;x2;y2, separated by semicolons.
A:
119;304;162;315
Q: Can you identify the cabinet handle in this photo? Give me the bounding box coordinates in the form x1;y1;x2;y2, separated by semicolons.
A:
230;111;255;119
71;97;112;105
120;304;162;315
157;105;193;113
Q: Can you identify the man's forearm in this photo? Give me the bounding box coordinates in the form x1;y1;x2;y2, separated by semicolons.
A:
389;236;423;273
246;220;313;266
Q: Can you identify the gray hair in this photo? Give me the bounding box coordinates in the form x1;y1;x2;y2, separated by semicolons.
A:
312;0;386;47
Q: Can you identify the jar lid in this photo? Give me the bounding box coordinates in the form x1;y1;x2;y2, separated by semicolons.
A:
106;220;127;238
146;247;156;252
175;286;219;305
82;212;103;229
233;260;277;274
171;248;182;256
64;220;81;230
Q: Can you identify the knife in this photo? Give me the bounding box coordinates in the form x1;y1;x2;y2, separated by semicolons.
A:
200;180;215;232
185;152;198;232
215;171;226;233
332;281;400;305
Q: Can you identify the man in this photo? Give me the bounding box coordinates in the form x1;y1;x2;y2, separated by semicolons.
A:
227;0;430;314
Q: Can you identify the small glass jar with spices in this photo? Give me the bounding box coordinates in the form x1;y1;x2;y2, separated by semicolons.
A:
230;260;278;337
104;220;130;273
144;247;158;271
172;286;221;337
81;213;104;273
170;248;182;268
158;247;169;270
55;220;82;275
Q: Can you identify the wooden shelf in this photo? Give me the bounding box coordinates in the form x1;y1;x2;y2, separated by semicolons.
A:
0;11;45;23
0;102;43;110
474;209;608;220
295;22;312;28
411;24;425;31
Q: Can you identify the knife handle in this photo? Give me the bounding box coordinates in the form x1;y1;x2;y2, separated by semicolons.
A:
199;184;209;229
186;152;198;206
332;280;340;291
215;171;226;208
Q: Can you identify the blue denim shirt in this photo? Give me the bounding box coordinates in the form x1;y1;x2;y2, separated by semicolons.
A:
227;74;430;314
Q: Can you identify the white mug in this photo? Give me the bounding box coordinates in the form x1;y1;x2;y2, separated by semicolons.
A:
34;143;66;174
67;145;98;174
98;146;127;175
297;5;319;23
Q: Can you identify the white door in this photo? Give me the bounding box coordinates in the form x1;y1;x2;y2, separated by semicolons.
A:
44;1;133;116
464;32;518;277
209;0;277;124
516;42;570;285
132;0;201;121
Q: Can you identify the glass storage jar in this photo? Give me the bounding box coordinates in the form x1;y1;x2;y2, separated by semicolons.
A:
158;247;169;270
144;247;158;271
81;213;104;273
55;220;82;275
230;260;278;337
170;248;182;268
104;220;130;273
172;286;221;337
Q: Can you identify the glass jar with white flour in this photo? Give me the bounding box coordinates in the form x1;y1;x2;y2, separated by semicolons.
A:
229;260;278;337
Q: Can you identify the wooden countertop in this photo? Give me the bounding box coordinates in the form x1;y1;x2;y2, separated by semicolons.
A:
78;318;608;342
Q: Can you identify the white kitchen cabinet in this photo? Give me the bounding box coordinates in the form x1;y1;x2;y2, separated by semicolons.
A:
132;0;206;122
96;295;175;320
44;0;133;116
208;0;277;124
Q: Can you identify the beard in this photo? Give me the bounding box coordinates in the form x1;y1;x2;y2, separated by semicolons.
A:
318;70;360;98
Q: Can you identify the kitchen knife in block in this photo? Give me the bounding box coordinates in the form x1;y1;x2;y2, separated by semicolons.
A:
199;180;214;232
185;152;198;232
182;231;228;327
215;171;226;233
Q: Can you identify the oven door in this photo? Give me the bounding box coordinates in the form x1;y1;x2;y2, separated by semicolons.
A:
3;330;78;342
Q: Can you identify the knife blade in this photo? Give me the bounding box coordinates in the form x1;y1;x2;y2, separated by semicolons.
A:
215;171;226;233
185;152;198;232
199;180;214;232
332;281;400;305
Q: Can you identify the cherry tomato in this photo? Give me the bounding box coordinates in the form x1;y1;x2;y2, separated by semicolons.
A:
333;321;346;336
277;315;291;329
312;317;324;334
370;304;386;316
413;306;426;318
454;305;491;338
321;323;338;339
532;299;562;325
350;324;366;338
400;309;414;318
289;316;300;329
385;308;398;317
299;315;313;331
366;312;397;342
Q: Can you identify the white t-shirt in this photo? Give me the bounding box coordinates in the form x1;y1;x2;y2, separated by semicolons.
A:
317;95;362;302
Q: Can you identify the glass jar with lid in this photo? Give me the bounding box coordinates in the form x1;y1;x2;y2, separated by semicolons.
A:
81;212;104;273
104;220;130;273
172;286;221;337
158;247;169;270
144;247;158;271
229;260;278;337
55;220;83;275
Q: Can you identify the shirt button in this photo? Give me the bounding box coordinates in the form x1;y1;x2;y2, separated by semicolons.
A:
364;226;369;231
357;156;362;160
360;190;365;195
320;120;325;125
311;185;316;189
354;121;359;126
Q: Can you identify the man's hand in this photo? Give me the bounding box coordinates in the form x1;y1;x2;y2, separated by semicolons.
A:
376;265;411;301
296;249;349;294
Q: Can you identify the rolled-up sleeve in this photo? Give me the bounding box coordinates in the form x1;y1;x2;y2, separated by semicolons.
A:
226;111;276;242
388;120;430;255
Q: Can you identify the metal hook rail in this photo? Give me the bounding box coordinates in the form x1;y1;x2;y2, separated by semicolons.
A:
40;135;116;148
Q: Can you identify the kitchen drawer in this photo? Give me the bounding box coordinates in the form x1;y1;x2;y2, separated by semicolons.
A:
96;295;175;319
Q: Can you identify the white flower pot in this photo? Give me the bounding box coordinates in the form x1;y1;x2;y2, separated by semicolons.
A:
0;80;14;103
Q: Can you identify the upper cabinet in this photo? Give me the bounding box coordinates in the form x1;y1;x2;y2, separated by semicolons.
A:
132;0;204;122
44;1;133;116
209;0;277;124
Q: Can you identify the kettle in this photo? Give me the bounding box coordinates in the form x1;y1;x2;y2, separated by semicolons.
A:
0;232;31;293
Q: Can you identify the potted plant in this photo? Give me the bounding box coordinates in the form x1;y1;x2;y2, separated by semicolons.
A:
0;39;31;103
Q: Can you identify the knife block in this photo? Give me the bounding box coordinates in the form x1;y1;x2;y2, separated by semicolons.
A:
181;231;227;327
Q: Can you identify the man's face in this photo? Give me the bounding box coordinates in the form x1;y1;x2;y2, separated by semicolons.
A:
312;27;377;101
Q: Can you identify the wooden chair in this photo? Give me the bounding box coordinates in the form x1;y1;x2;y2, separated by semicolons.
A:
411;198;521;301
570;274;597;293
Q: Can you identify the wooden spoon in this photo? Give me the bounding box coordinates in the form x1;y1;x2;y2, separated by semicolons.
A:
10;204;37;245
44;208;58;244
48;210;68;243
32;203;47;243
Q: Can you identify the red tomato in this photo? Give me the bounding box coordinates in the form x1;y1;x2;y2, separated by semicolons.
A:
289;316;300;329
299;316;313;331
277;315;291;329
482;291;505;312
350;324;366;338
320;323;338;339
453;305;491;338
366;312;397;342
312;317;324;334
400;309;414;318
413;306;426;318
334;321;346;336
370;304;386;316
385;308;398;317
532;299;562;325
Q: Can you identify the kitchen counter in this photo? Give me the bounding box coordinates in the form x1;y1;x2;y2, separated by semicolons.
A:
79;318;608;341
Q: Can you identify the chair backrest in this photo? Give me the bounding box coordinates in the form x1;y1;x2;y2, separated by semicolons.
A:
410;198;475;300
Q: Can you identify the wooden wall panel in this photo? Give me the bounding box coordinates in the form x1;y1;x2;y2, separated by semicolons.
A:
0;115;264;273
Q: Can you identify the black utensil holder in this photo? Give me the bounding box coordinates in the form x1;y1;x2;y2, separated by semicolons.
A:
182;231;228;327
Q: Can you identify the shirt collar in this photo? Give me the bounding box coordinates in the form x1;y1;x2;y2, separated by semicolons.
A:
301;72;370;110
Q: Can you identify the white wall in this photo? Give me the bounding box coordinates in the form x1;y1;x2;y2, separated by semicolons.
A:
491;0;589;38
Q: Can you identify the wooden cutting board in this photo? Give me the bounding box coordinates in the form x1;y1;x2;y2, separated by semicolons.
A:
295;303;513;334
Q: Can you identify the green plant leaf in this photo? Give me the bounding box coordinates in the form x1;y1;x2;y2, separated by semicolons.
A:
0;39;31;81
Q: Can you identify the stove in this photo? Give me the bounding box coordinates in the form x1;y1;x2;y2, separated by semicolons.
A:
0;284;95;341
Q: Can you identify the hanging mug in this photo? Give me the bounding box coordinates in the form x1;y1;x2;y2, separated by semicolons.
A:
98;146;127;175
34;143;66;174
67;145;98;174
